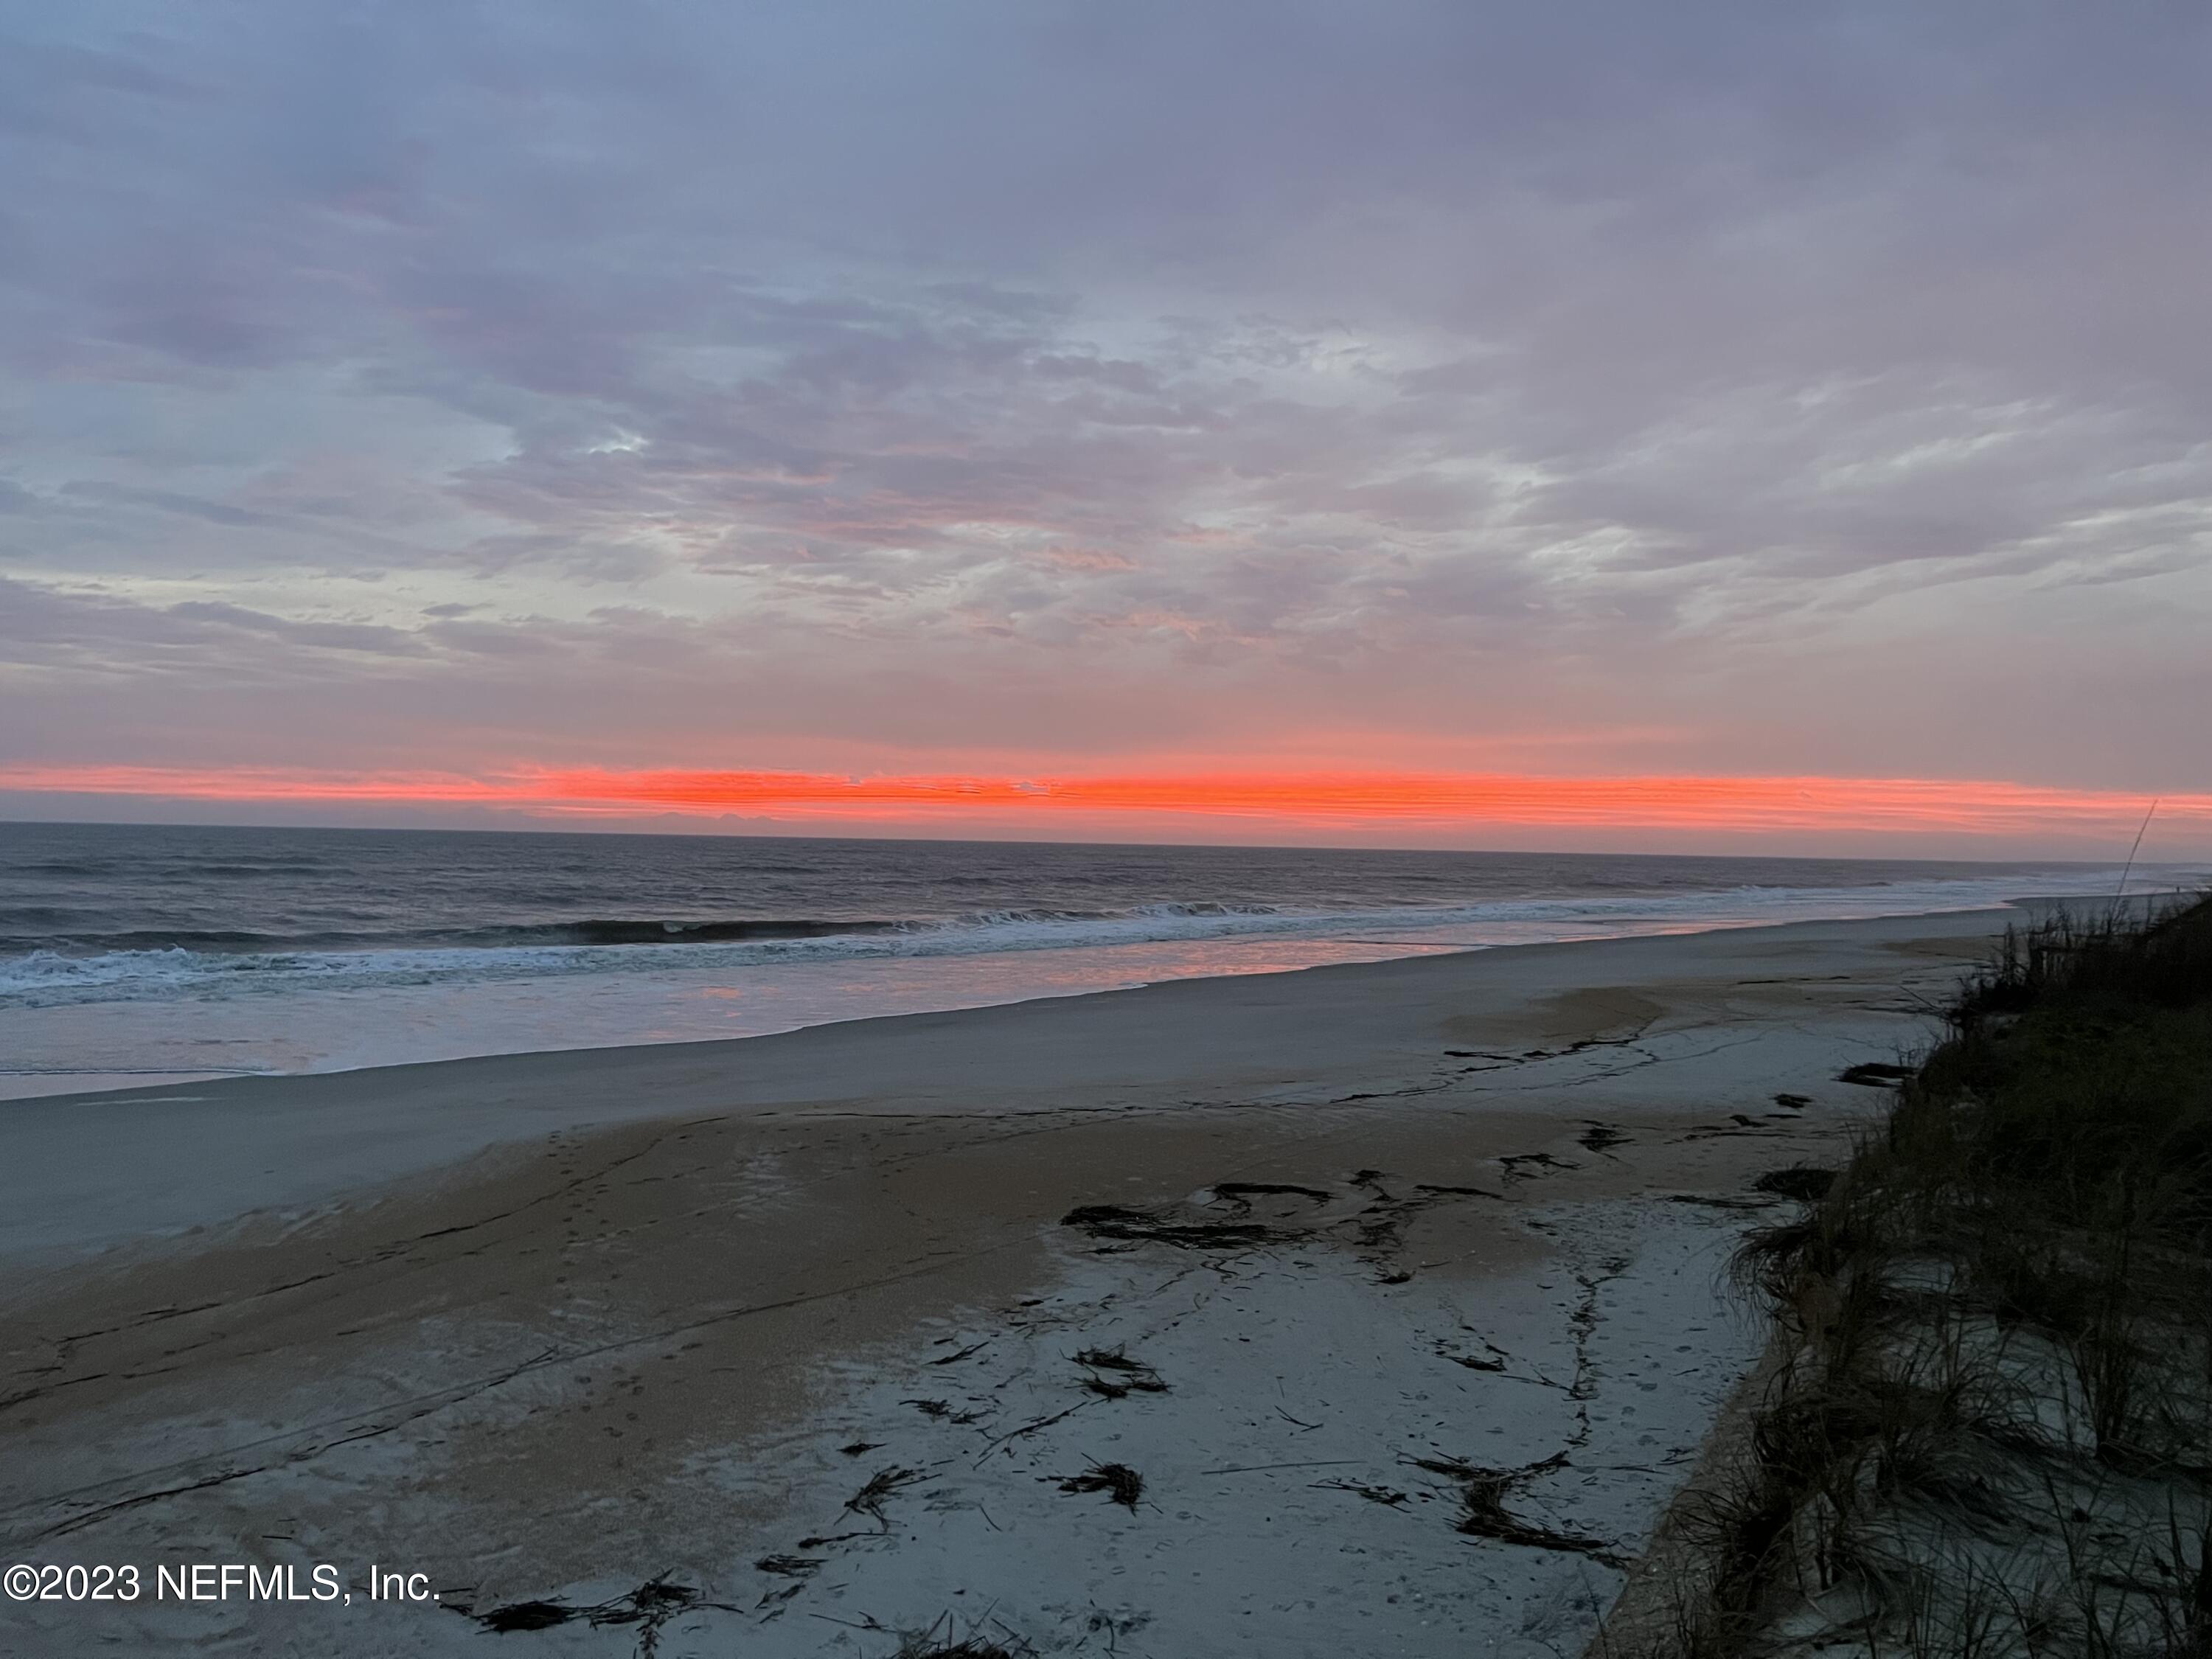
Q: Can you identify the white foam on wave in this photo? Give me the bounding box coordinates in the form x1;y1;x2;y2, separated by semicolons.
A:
0;870;2157;1012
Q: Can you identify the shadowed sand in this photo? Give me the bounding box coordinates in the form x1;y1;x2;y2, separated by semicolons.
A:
0;910;2012;1657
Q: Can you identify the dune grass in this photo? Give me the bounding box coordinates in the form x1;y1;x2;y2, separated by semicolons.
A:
1652;894;2212;1658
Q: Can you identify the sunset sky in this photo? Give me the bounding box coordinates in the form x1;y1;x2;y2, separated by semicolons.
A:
4;4;2207;854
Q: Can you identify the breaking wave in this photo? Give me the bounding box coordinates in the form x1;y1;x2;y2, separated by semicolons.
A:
0;876;2143;1011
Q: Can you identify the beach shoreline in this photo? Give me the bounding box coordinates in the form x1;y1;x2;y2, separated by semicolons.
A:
1;905;2026;1270
1;906;2020;1656
4;823;2132;1107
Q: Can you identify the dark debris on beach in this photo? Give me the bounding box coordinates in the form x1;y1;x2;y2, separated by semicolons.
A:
843;1465;925;1527
1058;1460;1145;1510
460;1575;739;1642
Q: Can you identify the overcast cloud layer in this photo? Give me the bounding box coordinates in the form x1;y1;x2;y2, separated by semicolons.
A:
3;1;2208;818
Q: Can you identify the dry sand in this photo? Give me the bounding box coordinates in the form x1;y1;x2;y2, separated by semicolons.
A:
0;910;2014;1657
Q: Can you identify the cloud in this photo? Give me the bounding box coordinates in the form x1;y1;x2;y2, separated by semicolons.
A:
1;1;2208;833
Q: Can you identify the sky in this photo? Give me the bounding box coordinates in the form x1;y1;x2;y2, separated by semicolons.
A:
2;1;2208;855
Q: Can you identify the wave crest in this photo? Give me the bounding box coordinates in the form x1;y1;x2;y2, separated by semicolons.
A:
0;873;2142;1012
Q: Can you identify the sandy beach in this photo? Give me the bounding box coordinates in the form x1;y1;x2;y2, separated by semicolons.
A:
1;908;2013;1657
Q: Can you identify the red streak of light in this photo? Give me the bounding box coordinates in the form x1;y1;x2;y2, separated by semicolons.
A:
1;762;2204;838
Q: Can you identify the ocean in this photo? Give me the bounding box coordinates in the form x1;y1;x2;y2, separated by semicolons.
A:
0;821;2166;1099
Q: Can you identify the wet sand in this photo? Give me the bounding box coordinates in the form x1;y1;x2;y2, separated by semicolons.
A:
0;910;2009;1657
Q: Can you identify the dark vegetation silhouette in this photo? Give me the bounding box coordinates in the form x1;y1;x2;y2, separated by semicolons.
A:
1637;894;2212;1658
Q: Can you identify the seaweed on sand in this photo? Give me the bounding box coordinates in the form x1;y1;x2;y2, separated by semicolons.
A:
1444;1352;1508;1374
1405;1450;1628;1567
1060;1203;1281;1249
894;1638;1024;1659
844;1465;925;1527
1453;1470;1626;1566
1837;1061;1916;1086
1340;1179;1506;1273
1063;1175;1350;1251
1059;1460;1145;1509
1065;1172;1509;1276
1500;1152;1580;1181
1211;1180;1333;1204
1071;1345;1169;1398
464;1576;737;1649
888;1611;1036;1658
475;1600;574;1632
1071;1344;1152;1372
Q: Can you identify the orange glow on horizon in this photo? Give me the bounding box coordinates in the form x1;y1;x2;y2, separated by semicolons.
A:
0;762;2202;842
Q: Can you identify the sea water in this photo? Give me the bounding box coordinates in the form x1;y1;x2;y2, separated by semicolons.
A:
0;821;2174;1098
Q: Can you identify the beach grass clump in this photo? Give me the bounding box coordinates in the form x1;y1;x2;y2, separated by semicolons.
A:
1652;894;2212;1658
